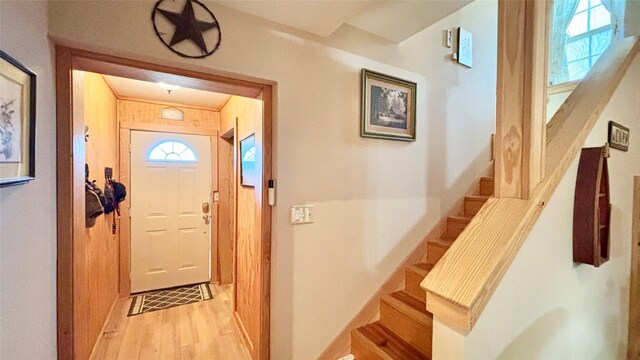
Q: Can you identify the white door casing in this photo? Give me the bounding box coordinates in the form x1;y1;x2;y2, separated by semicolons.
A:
130;131;211;293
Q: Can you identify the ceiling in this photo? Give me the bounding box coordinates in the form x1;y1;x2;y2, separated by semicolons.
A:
216;0;474;43
104;75;231;110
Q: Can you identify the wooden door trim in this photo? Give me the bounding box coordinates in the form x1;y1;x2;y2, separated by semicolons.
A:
56;45;273;360
629;176;640;358
120;121;217;136
118;128;132;296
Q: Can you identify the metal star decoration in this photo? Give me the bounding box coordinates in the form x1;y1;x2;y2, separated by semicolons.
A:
152;0;222;58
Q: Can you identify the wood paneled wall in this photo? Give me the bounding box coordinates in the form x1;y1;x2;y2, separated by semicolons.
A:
220;95;262;359
117;99;219;130
78;72;119;360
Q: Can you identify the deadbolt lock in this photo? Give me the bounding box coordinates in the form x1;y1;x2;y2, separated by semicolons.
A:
202;202;210;213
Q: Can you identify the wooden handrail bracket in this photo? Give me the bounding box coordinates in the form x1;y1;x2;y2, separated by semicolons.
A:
422;36;640;334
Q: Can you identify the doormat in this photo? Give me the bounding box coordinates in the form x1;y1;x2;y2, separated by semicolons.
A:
127;283;213;316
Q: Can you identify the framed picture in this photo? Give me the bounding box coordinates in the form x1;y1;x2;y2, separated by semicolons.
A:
0;51;36;187
608;121;629;152
457;28;473;68
361;69;417;141
240;133;256;187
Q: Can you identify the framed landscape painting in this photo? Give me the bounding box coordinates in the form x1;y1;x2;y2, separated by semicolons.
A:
0;51;36;187
361;69;416;141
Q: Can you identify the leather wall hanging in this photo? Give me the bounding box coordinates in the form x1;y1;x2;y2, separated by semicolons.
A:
152;0;222;59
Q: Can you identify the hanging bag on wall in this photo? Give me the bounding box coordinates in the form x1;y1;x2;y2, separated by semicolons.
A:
85;185;104;228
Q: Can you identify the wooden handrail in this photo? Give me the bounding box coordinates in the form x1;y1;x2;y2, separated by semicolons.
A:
422;36;640;333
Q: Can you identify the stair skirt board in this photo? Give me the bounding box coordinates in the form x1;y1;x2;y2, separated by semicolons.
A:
128;282;213;316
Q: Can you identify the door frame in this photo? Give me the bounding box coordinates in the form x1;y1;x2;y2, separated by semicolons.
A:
629;176;640;358
123;126;219;295
55;46;273;360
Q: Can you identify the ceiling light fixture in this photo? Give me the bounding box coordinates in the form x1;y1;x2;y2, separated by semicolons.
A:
157;82;180;94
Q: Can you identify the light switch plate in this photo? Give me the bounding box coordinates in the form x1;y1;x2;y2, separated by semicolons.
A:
291;205;314;225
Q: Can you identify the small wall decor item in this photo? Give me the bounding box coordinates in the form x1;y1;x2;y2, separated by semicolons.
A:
573;145;611;267
152;0;222;59
0;51;36;187
361;69;416;141
457;28;473;68
608;121;629;151
160;107;185;121
240;133;256;187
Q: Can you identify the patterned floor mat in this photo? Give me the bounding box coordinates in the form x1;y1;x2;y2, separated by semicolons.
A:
128;283;213;316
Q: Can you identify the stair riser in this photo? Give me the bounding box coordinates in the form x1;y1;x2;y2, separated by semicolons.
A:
447;218;470;240
480;178;494;196
380;302;432;357
351;330;387;360
465;197;488;216
404;269;426;300
427;243;449;264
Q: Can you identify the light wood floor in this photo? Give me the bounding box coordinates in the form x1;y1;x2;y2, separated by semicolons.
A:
90;284;251;360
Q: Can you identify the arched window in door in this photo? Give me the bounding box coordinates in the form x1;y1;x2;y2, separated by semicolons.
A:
147;141;197;162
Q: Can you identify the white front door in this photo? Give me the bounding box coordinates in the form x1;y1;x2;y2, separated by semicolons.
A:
130;131;212;293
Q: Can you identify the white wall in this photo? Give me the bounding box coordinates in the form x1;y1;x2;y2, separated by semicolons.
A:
547;90;573;122
625;0;640;37
46;1;496;358
464;56;640;359
0;2;57;359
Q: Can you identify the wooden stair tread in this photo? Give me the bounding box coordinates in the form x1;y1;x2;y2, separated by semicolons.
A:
353;322;430;360
407;262;434;277
448;215;473;222
428;238;454;248
382;291;432;325
466;195;490;201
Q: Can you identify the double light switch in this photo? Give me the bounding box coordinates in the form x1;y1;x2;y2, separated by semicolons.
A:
290;205;314;225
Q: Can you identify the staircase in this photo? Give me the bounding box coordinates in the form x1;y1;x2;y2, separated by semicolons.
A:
350;176;494;359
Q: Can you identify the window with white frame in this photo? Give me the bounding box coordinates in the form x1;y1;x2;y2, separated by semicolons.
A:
565;0;612;81
147;141;197;162
548;0;625;86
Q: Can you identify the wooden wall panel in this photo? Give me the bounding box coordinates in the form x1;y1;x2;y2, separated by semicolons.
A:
220;95;262;359
80;72;119;360
117;99;219;130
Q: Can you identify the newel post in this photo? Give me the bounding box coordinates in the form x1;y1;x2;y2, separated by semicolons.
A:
495;0;549;199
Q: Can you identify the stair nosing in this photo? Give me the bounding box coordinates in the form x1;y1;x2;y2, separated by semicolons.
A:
428;238;454;248
448;215;473;222
466;194;490;201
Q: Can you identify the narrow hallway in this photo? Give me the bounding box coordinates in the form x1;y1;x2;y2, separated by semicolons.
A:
91;284;251;359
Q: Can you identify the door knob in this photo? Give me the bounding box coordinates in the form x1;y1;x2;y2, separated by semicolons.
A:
202;214;211;225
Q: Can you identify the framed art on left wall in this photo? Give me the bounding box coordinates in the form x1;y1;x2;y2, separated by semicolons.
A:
0;50;36;187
